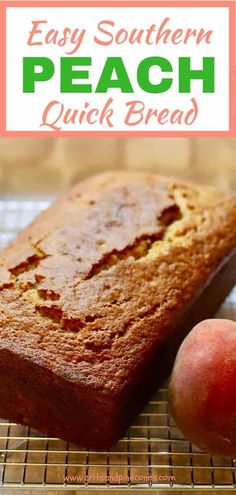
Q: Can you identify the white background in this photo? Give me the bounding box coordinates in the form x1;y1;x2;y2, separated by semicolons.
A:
6;6;230;132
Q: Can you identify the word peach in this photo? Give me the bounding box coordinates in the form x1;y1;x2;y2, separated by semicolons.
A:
23;56;214;94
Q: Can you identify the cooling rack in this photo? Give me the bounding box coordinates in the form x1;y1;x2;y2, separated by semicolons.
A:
0;198;235;491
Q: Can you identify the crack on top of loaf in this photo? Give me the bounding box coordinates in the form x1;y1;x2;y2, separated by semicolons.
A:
86;203;181;280
0;243;49;293
86;233;162;280
34;300;84;332
145;188;205;259
37;288;60;301
8;253;43;277
8;243;47;277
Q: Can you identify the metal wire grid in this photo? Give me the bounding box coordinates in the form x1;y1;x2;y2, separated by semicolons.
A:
0;198;235;490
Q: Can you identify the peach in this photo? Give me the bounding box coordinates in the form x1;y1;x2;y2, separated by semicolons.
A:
168;319;236;457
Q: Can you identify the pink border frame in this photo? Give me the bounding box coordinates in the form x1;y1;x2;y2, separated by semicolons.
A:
0;0;235;137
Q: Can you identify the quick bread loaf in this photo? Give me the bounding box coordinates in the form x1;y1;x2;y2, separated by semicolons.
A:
0;172;236;449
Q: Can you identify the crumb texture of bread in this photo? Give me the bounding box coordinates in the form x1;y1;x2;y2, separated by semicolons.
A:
0;172;236;448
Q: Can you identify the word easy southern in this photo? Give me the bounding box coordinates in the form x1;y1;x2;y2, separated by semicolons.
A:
27;18;213;55
40;97;198;131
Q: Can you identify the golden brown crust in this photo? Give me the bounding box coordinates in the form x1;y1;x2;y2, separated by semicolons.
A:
1;172;236;385
0;172;236;448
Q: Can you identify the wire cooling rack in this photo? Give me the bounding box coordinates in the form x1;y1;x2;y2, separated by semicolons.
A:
0;198;235;491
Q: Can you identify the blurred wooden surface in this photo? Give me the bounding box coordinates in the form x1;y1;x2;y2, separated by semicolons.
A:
0;137;235;193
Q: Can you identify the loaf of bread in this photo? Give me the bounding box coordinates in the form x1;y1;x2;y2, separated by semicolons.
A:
0;172;236;449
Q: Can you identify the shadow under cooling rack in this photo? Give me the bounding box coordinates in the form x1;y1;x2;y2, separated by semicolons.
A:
0;198;235;491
